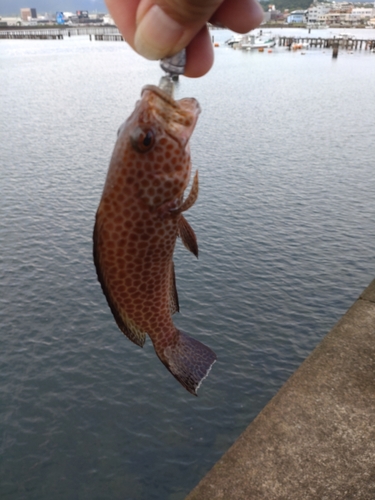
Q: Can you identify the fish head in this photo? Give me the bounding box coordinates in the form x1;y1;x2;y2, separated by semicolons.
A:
115;85;201;210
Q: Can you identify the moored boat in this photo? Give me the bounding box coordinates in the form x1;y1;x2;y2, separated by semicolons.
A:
239;33;277;50
225;34;244;46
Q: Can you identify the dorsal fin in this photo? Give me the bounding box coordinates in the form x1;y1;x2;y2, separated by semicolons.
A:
178;215;198;258
93;217;146;347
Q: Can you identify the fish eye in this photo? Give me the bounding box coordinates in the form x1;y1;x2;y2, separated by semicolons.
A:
130;127;155;153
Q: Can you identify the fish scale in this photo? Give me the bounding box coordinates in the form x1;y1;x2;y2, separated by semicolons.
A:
93;68;216;395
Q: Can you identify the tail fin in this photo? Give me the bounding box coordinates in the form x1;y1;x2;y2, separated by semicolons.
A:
159;330;216;396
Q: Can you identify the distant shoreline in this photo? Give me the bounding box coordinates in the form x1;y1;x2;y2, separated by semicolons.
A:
1;23;374;31
260;23;375;29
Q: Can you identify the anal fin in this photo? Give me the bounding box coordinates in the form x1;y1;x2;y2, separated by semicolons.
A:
118;315;147;348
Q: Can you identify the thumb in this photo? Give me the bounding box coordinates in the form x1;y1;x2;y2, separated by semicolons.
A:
134;0;224;60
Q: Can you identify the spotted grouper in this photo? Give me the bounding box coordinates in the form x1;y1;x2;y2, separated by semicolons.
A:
93;85;216;395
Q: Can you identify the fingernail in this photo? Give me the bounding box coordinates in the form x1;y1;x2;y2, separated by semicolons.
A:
134;5;184;60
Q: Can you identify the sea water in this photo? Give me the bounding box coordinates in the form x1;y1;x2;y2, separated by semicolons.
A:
1;28;375;500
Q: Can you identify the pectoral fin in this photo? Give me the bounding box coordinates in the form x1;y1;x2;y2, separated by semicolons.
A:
155;171;198;220
178;215;198;258
180;170;199;213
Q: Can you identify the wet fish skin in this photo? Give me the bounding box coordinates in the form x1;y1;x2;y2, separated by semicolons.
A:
93;85;216;395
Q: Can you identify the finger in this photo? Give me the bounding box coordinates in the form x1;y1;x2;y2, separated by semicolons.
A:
134;0;225;60
210;0;265;33
105;0;138;45
184;25;214;78
140;0;225;26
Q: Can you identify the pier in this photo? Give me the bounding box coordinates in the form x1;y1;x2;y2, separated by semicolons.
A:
185;279;375;500
0;26;121;40
0;30;64;40
93;34;124;42
279;35;375;51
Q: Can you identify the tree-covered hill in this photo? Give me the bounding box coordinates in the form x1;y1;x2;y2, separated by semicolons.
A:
260;0;372;12
260;0;313;12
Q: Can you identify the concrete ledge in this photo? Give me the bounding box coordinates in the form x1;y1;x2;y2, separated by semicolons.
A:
186;279;375;500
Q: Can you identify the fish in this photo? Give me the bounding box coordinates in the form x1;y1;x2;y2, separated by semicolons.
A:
93;84;216;395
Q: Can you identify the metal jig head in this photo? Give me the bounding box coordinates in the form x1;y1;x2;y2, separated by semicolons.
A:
159;49;186;96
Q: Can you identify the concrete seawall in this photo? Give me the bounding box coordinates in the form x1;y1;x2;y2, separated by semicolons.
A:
186;279;375;500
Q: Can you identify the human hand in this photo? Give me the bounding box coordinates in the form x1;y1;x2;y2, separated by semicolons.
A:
105;0;264;77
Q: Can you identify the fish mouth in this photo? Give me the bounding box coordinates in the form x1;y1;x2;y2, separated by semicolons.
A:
141;85;201;148
142;84;178;109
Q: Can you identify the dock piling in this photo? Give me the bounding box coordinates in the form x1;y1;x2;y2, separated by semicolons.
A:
332;41;339;58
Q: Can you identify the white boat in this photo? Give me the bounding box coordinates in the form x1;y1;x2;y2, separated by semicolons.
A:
240;33;277;50
225;34;244;46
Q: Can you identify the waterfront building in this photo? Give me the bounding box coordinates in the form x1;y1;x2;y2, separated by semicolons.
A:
349;7;375;24
20;8;37;21
287;10;308;23
306;3;332;25
322;5;353;25
301;1;375;27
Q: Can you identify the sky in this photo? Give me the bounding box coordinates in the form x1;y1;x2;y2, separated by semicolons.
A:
0;0;108;16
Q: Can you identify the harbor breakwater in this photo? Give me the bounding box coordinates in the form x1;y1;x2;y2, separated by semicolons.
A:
185;279;375;500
